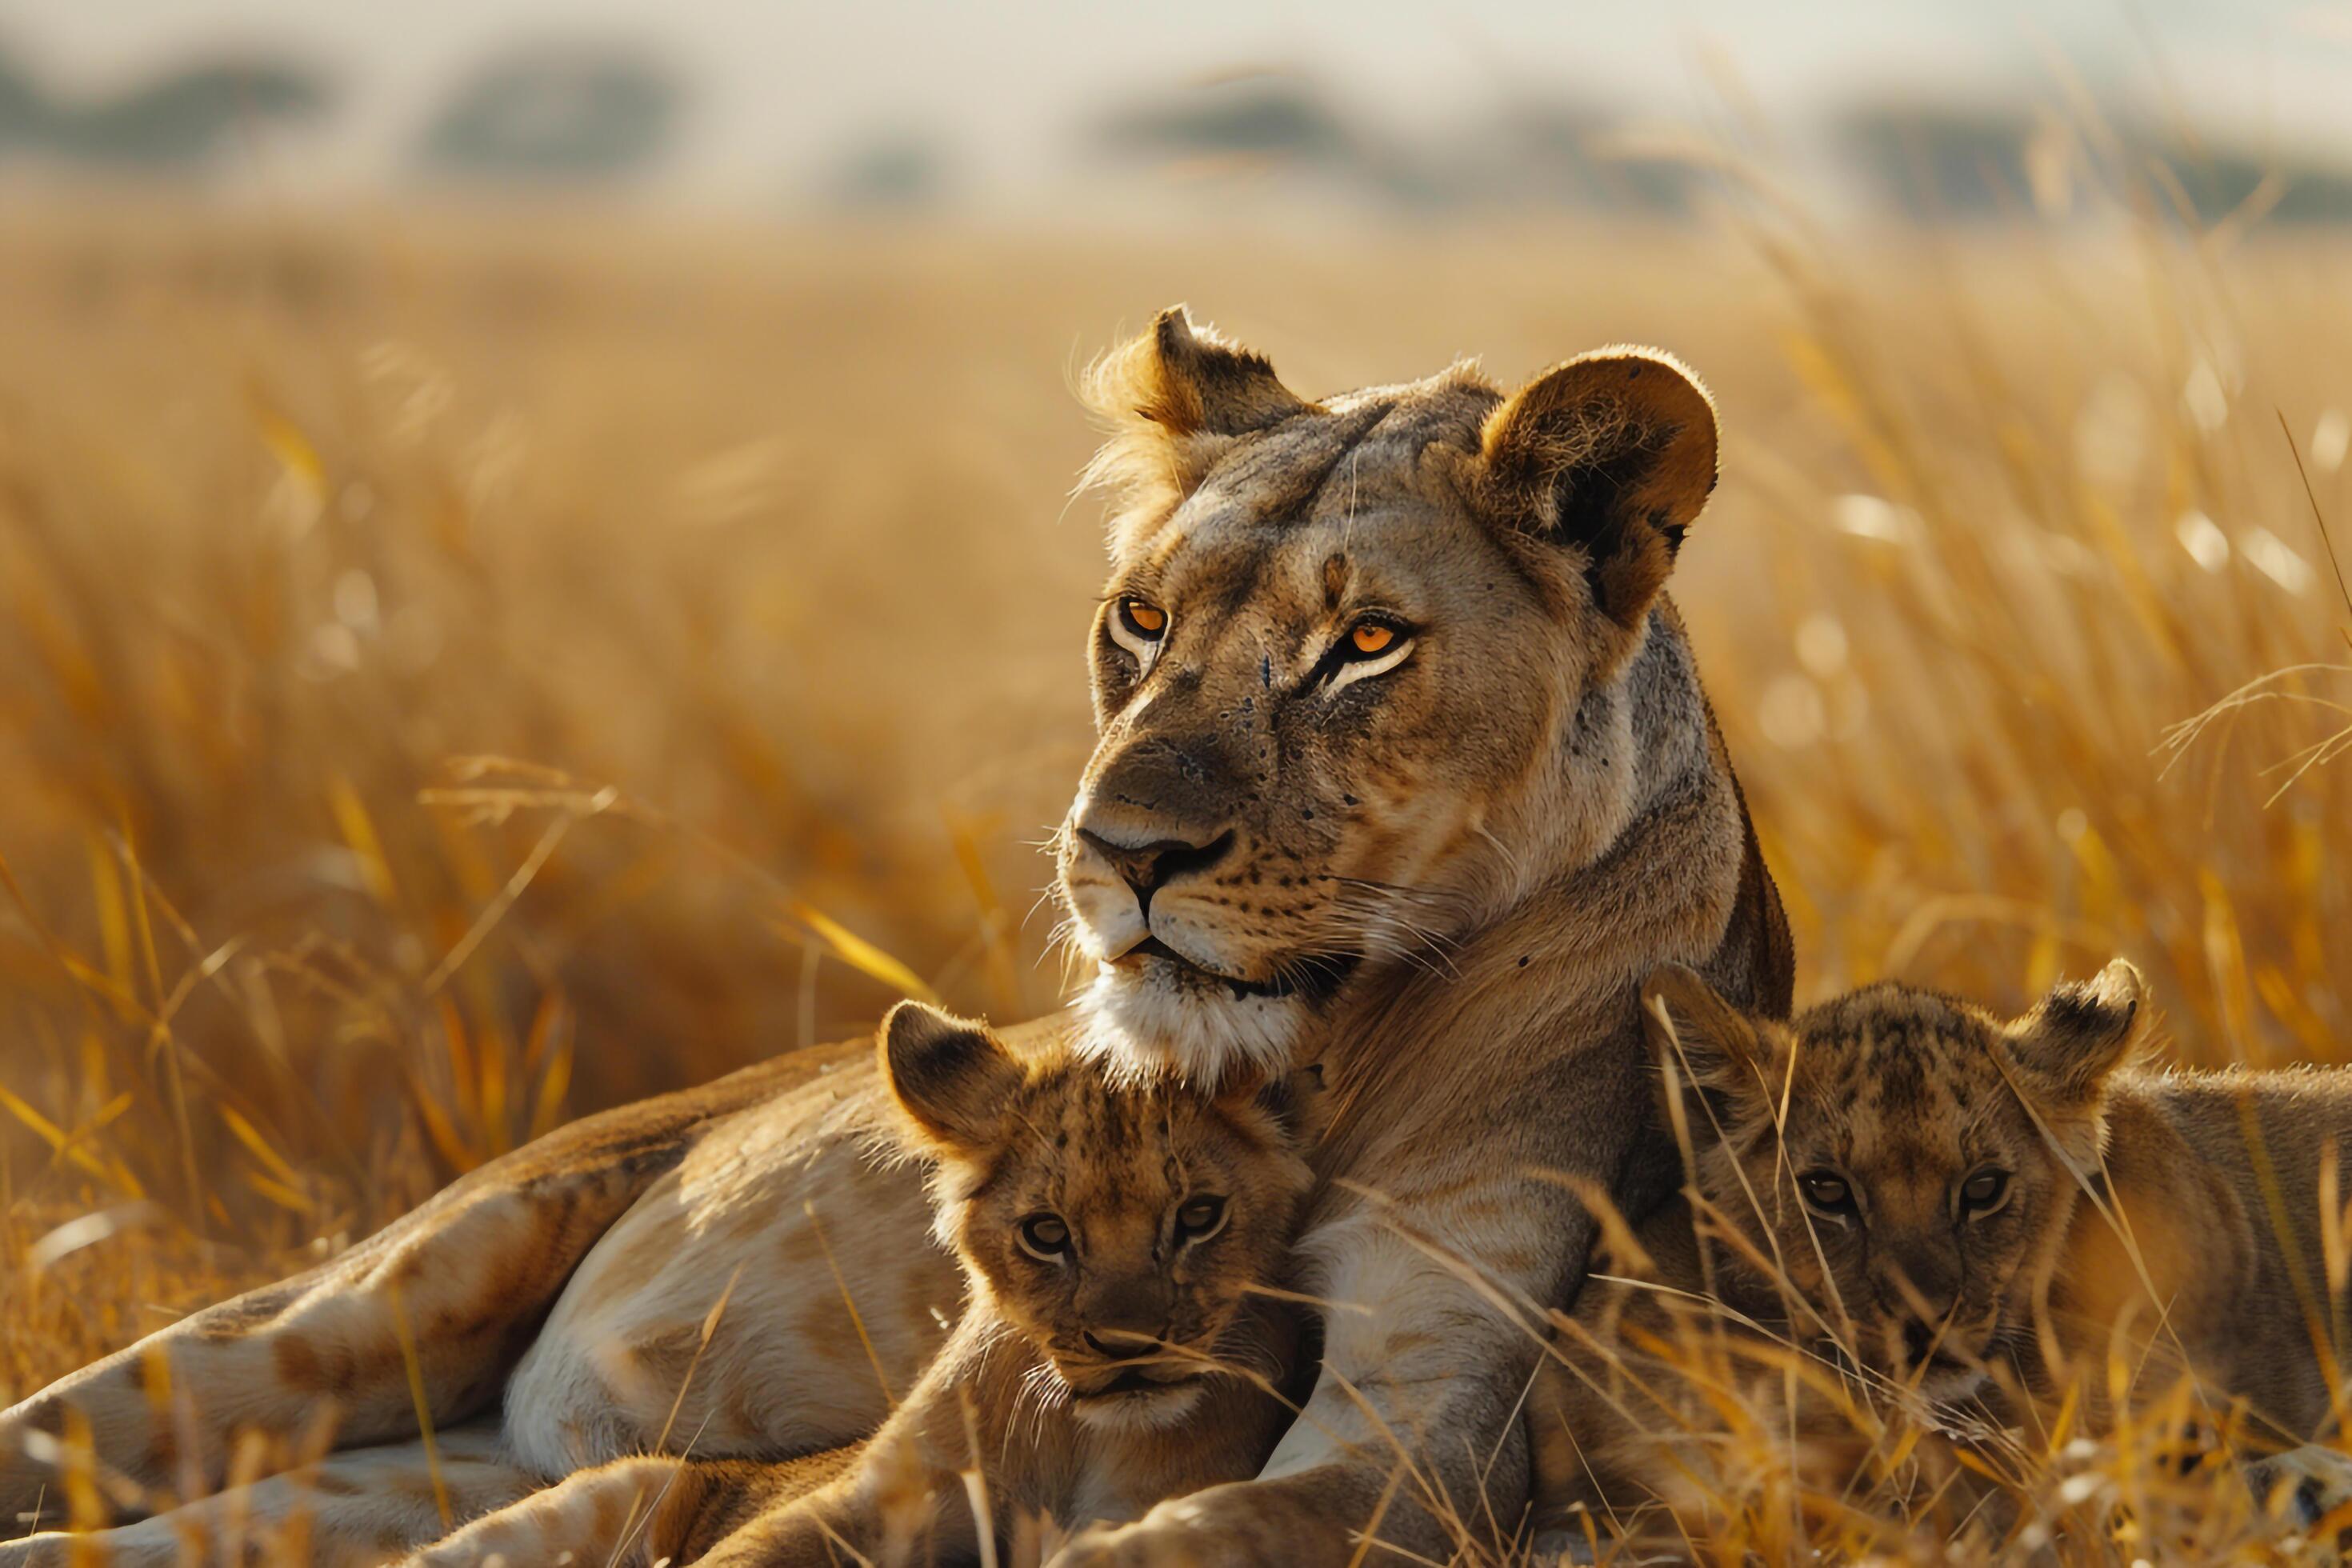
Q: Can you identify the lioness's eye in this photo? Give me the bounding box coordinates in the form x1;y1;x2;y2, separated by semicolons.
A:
1106;598;1169;666
1174;1195;1228;1242
1018;1214;1072;1260
1338;618;1410;662
1322;616;1415;693
1958;1169;2010;1217
1798;1170;1854;1214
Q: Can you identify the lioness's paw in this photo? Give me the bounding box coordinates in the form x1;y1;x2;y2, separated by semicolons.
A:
1052;1520;1202;1568
0;1537;96;1568
1051;1504;1262;1568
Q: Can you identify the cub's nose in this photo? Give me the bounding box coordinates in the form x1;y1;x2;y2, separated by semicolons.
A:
1081;1327;1162;1362
1899;1318;1939;1366
1075;827;1235;915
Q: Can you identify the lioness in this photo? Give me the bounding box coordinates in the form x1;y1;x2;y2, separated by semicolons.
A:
404;1002;1318;1567
1533;960;2352;1542
0;310;1791;1564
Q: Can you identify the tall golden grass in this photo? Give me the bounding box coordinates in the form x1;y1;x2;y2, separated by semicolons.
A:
0;152;2346;1562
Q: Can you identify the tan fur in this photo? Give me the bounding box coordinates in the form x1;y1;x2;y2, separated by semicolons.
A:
0;310;1792;1566
0;1422;533;1567
1530;961;2352;1543
406;1007;1317;1567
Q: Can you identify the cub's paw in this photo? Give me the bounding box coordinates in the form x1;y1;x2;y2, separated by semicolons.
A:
2249;1443;2352;1554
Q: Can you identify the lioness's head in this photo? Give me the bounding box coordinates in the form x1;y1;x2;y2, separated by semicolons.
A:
878;1001;1317;1430
1057;308;1723;1079
1645;960;2146;1406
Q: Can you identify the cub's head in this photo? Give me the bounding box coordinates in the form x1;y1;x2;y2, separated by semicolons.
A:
878;1001;1318;1430
1058;307;1722;1081
1645;960;2147;1406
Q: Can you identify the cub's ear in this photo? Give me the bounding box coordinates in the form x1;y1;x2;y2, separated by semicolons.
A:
878;1002;1022;1155
1082;306;1312;503
1478;349;1718;630
1231;1061;1328;1147
1642;964;1779;1122
2006;959;2146;1106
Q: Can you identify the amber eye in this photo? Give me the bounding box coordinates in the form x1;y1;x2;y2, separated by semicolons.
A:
1175;1195;1228;1242
1338;617;1418;662
1107;598;1169;665
1958;1169;2010;1217
1799;1171;1855;1215
1018;1214;1072;1260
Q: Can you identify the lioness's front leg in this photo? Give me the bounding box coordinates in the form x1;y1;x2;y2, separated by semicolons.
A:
0;1422;533;1568
399;1454;687;1567
402;1450;854;1567
0;1046;845;1522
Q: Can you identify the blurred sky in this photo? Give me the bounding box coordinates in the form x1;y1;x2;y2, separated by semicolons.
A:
6;0;2350;204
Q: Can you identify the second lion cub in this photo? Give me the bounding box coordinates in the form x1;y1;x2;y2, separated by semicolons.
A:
1534;958;2352;1535
414;1001;1318;1566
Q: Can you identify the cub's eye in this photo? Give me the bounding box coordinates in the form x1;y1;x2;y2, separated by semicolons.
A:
1106;597;1169;664
1018;1214;1071;1261
1174;1195;1228;1242
1798;1170;1855;1215
1958;1169;2010;1218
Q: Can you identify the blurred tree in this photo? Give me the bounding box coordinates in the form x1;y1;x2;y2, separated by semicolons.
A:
418;44;681;181
1478;98;1700;217
818;131;954;210
0;44;330;169
1085;74;1699;217
1835;103;2036;221
1836;102;2352;228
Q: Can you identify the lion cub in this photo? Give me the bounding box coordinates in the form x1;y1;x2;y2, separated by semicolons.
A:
414;1001;1317;1567
1533;959;2352;1534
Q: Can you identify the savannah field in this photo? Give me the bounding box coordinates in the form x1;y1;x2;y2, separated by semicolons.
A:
1;175;2350;1562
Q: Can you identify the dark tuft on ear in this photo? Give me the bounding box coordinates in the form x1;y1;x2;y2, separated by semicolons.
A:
1478;348;1719;629
2006;959;2147;1106
878;1002;1024;1155
1079;308;1313;530
1642;963;1779;1127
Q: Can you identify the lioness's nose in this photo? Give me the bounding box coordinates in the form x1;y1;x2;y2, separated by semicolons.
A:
1076;827;1234;914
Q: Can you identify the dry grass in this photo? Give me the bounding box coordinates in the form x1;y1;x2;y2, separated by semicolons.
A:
0;157;2346;1564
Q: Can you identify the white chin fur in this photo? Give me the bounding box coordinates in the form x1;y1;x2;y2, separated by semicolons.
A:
1070;1380;1207;1433
1076;965;1302;1085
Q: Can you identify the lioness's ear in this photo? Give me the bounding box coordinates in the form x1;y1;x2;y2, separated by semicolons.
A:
1082;306;1311;506
2006;959;2146;1106
879;1002;1022;1154
1134;306;1310;438
1643;964;1778;1121
1478;349;1718;629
